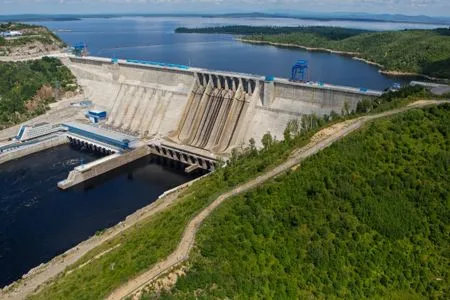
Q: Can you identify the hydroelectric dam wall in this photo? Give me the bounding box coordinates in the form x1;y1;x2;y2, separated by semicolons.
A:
65;56;381;157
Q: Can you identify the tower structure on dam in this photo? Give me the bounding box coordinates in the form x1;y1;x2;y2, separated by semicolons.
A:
63;56;381;163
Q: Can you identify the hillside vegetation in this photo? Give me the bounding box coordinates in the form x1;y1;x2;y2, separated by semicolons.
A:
27;87;437;300
147;103;450;299
0;22;65;57
176;26;450;79
0;57;77;129
176;26;370;40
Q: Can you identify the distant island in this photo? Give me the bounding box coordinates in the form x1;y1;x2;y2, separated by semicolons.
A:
176;26;450;80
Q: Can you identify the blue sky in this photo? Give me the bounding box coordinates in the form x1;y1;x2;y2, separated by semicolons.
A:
1;0;449;17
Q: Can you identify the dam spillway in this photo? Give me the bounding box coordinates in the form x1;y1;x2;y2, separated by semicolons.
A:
64;56;382;159
172;73;257;152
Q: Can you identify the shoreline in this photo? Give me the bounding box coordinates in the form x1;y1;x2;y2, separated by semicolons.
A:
0;172;210;300
239;38;448;83
238;38;359;56
378;70;447;82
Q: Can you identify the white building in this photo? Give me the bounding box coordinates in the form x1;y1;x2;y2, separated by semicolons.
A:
0;30;23;37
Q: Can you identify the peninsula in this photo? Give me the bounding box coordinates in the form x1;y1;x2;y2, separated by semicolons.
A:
176;26;450;80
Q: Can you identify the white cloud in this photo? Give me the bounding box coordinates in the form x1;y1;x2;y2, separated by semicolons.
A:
1;0;449;16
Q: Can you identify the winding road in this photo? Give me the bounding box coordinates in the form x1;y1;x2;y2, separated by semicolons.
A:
107;100;449;300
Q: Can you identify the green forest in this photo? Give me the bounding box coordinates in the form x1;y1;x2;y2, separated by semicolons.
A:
0;57;76;129
176;26;450;79
148;103;450;299
28;87;443;300
176;26;370;40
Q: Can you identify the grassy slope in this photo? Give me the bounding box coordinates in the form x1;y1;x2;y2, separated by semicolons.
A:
152;104;450;299
0;57;76;129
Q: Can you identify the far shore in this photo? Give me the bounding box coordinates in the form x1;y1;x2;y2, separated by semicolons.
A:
238;38;359;56
238;38;448;83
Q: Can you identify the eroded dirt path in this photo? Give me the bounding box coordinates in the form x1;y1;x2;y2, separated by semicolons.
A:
107;100;449;300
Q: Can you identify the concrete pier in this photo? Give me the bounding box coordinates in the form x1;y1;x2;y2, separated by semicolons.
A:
149;140;217;172
58;146;151;190
0;135;68;165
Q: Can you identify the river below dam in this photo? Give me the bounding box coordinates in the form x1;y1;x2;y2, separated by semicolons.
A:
29;16;439;90
0;144;198;287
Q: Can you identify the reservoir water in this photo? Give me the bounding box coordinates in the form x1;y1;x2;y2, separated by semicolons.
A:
31;16;431;90
0;144;197;287
0;16;435;287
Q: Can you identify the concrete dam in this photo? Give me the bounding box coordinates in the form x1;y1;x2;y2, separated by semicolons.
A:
64;56;381;164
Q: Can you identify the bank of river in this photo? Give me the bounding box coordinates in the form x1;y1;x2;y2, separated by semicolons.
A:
0;144;199;287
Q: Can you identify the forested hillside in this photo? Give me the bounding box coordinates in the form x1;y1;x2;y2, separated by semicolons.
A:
176;26;370;40
0;22;65;57
28;87;439;300
0;57;77;129
149;104;450;299
176;26;450;79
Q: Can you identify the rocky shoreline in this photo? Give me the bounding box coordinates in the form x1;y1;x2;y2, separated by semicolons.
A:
238;38;359;56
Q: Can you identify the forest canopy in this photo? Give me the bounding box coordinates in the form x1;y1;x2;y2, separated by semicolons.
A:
0;57;76;129
154;103;450;299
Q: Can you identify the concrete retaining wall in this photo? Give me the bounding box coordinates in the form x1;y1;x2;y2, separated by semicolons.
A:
245;81;379;147
274;82;366;110
0;135;68;165
58;146;151;189
69;57;194;87
66;57;194;138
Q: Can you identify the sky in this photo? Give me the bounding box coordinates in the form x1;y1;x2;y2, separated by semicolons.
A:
1;0;449;17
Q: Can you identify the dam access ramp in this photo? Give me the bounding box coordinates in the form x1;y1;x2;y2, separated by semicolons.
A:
64;56;381;161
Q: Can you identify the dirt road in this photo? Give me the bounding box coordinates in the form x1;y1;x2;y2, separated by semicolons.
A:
107;100;449;300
